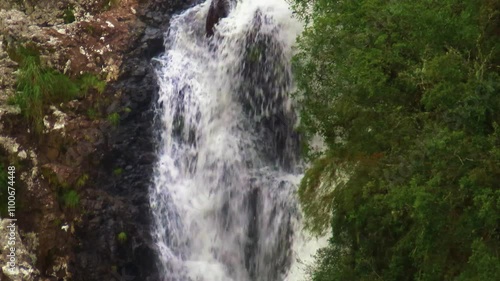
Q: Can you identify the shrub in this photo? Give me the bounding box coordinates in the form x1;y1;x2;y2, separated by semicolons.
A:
292;0;500;280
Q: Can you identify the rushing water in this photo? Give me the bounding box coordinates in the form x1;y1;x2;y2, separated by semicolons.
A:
150;1;324;280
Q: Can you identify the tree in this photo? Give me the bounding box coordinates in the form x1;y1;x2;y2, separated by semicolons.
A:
292;0;500;280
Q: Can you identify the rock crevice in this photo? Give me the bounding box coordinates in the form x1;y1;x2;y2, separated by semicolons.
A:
0;0;196;280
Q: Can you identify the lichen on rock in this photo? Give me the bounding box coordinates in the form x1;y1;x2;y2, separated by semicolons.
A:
0;0;199;280
0;219;40;281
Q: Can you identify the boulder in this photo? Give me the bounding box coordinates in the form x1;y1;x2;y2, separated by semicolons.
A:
237;10;300;169
206;0;231;37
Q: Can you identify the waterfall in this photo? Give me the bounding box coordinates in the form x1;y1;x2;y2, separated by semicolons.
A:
150;1;325;280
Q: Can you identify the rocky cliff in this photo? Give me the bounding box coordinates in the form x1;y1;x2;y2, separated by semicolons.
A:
0;0;195;280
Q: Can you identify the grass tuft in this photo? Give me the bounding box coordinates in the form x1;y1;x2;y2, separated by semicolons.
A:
13;55;79;134
62;190;80;208
9;46;106;134
79;73;106;95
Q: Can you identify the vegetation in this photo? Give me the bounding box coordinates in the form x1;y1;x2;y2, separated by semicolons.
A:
75;174;89;188
292;0;500;280
87;108;100;120
63;7;75;24
12;51;79;134
117;231;127;243
62;190;80;208
113;168;123;176
107;112;120;127
8;46;106;134
79;73;106;96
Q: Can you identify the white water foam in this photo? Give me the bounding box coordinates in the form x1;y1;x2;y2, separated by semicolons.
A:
150;1;326;280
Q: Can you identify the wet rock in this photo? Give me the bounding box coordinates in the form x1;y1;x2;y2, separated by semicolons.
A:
71;0;198;280
206;0;231;37
41;163;74;186
0;0;199;280
238;10;300;169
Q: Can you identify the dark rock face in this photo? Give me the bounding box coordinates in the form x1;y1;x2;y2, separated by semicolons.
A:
238;10;300;170
206;0;231;37
71;1;196;281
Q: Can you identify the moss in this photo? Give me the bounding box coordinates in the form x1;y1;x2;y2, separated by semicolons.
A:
62;190;79;208
63;7;75;24
41;166;67;190
113;168;123;176
117;231;127;243
75;174;89;188
107;112;120;127
79;73;106;95
87;108;100;120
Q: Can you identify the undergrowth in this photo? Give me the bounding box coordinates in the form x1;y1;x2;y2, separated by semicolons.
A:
8;45;106;134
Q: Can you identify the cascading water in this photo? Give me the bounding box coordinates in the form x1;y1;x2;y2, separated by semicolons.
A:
150;1;325;280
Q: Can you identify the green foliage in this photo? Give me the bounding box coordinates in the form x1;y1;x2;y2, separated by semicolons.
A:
298;154;343;235
79;73;106;95
87;108;100;120
113;168;123;176
107;112;120;127
62;190;79;208
13;54;79;133
117;231;127;243
75;174;89;188
293;0;500;280
9;46;106;134
63;7;75;24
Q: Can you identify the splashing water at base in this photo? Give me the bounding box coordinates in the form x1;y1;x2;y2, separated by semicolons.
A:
150;1;326;280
